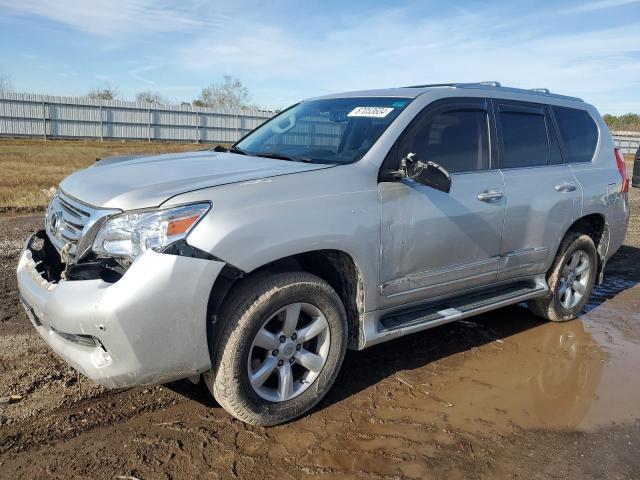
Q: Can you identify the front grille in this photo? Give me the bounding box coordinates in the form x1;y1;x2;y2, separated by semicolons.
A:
45;191;118;263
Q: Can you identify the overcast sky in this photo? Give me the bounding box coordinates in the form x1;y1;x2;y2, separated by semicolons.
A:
0;0;639;114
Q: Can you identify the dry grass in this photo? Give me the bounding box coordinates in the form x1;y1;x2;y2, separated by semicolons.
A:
0;138;209;212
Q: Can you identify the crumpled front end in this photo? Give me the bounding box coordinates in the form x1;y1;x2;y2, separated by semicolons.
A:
17;230;224;388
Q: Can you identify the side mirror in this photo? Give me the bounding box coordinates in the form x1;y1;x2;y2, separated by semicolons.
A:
390;153;452;193
413;160;452;193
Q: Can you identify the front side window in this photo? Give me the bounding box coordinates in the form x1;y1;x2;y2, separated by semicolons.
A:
235;97;412;164
552;106;598;164
397;107;490;173
498;108;550;168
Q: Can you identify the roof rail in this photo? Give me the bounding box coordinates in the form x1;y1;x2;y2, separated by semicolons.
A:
403;83;457;88
404;81;502;89
402;81;583;102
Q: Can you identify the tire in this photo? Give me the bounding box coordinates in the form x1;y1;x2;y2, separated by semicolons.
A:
206;271;348;426
528;232;598;322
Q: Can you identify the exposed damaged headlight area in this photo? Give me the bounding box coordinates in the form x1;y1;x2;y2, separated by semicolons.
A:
92;202;211;268
27;230;125;284
37;192;215;282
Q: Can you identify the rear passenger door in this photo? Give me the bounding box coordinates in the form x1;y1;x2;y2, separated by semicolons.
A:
494;100;582;281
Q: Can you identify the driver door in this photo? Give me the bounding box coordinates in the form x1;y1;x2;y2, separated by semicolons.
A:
378;98;506;310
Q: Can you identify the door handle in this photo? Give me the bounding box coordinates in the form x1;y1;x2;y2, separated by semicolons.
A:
477;190;504;202
554;182;577;192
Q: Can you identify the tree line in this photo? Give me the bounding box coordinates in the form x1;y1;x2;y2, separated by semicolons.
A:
0;70;260;111
602;114;640;132
85;75;259;110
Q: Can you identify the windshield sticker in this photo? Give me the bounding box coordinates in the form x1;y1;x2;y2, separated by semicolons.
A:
347;106;394;118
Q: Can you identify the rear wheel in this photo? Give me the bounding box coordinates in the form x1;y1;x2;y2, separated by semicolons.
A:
528;232;598;322
207;271;348;426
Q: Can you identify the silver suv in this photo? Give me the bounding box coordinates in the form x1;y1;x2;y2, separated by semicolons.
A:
17;82;631;425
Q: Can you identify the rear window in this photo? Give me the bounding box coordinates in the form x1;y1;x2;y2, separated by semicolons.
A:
499;110;550;168
552;107;598;163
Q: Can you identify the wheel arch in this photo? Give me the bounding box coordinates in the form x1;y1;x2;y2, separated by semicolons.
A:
207;249;366;352
560;213;609;283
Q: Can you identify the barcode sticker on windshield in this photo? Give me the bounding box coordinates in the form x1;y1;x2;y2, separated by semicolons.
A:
347;107;394;118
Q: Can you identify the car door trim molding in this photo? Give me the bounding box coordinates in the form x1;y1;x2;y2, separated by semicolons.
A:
497;246;550;278
380;256;500;297
381;246;551;298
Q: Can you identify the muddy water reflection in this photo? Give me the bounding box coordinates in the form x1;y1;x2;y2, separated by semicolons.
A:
367;305;640;434
440;315;607;431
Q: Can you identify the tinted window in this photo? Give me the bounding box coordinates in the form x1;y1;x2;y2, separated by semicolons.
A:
553;107;598;163
499;110;549;168
399;108;490;173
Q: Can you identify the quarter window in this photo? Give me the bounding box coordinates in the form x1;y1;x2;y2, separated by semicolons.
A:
499;109;550;168
552;107;598;164
398;108;490;173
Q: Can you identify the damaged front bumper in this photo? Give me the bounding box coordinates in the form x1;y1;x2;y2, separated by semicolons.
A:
16;231;225;388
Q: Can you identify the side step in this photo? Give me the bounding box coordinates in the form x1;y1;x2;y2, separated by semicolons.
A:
379;282;547;333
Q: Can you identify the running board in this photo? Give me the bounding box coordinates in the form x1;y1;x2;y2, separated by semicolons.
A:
379;282;548;334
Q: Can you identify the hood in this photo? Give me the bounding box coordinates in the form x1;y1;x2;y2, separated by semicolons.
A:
60;150;333;209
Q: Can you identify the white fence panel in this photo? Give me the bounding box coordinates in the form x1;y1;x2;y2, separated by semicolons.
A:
612;132;640;155
0;92;274;143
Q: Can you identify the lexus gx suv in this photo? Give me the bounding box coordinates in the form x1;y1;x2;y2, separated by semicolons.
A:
17;82;630;425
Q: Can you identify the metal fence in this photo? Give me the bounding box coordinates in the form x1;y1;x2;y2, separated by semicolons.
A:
1;92;639;153
613;131;640;155
0;92;274;143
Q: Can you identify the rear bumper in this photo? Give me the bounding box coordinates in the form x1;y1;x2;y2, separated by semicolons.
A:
17;234;224;388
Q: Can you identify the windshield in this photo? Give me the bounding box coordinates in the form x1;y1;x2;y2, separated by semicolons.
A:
235;97;412;164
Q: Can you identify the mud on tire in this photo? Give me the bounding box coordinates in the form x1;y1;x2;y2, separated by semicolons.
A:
528;232;598;322
206;271;348;426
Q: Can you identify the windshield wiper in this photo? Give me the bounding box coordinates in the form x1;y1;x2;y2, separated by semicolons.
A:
212;144;248;155
253;152;314;163
228;146;248;155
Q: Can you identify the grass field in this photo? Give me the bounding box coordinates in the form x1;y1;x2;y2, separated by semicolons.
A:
0;138;208;212
0;138;636;213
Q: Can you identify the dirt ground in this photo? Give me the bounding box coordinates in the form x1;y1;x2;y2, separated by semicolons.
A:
1;187;639;479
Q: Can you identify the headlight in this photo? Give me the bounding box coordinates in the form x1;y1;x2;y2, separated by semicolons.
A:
92;203;210;263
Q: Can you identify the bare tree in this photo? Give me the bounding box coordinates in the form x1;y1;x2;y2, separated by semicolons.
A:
197;75;252;110
0;71;13;93
86;84;120;101
135;90;169;104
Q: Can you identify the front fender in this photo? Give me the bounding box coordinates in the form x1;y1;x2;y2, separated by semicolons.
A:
166;162;383;312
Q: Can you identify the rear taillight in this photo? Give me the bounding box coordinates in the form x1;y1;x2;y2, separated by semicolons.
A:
615;147;629;193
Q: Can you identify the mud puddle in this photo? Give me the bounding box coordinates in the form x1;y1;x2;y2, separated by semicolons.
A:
379;304;640;436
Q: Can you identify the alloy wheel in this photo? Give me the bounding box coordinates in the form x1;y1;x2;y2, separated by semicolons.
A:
557;249;591;310
247;302;331;402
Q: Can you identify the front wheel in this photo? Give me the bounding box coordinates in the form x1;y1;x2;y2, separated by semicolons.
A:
207;271;348;426
528;232;598;322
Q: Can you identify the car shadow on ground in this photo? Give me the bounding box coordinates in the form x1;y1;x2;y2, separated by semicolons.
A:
166;245;640;416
